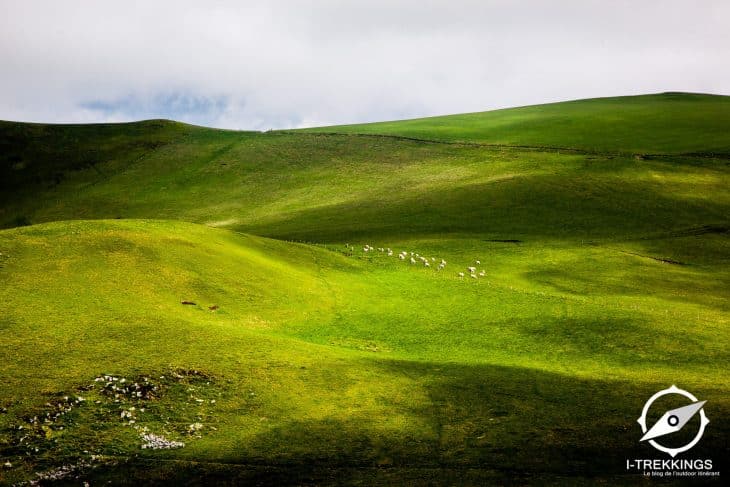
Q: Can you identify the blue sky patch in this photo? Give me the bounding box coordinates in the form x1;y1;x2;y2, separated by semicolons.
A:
80;92;231;126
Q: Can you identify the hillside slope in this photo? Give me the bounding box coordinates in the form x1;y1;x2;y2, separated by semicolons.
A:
2;97;729;242
1;94;729;484
301;92;730;154
1;219;728;485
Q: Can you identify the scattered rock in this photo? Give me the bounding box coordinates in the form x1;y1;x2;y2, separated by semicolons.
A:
208;305;219;311
29;460;92;484
140;432;184;450
6;368;219;482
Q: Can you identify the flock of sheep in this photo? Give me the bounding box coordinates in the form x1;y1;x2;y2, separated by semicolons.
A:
348;244;487;279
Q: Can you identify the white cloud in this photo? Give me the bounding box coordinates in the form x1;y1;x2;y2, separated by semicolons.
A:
0;0;728;129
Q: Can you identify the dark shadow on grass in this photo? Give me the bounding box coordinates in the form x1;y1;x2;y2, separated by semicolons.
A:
525;262;730;313
81;360;729;485
233;169;730;244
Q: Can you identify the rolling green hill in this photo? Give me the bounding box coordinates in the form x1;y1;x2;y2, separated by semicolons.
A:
2;97;729;241
302;92;730;154
1;93;728;485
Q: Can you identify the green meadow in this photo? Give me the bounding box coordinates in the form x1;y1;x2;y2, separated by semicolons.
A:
0;93;728;484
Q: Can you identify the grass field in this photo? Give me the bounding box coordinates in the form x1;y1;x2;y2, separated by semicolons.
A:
301;92;730;154
1;93;728;485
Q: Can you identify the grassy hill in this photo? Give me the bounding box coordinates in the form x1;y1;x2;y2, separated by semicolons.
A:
302;92;730;154
1;93;728;485
2;99;729;241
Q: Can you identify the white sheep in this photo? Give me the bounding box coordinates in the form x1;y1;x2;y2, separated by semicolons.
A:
399;254;406;260
424;261;430;267
467;266;476;273
471;274;477;279
476;260;481;264
458;272;465;278
410;257;416;264
479;271;486;277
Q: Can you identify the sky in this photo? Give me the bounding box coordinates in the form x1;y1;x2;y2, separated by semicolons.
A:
1;1;728;130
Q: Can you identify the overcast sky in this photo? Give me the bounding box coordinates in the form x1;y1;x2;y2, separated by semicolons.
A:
1;1;728;129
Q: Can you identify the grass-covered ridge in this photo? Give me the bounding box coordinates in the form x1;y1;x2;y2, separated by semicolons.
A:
2;110;728;240
301;92;730;154
1;93;728;484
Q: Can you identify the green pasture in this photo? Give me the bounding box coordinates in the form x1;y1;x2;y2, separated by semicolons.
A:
0;93;728;484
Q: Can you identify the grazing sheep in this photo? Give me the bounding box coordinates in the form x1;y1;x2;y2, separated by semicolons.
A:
410;257;417;264
479;271;486;277
438;264;445;270
476;260;481;264
458;272;465;278
471;274;477;279
440;259;447;265
467;266;476;273
399;254;406;260
424;261;430;267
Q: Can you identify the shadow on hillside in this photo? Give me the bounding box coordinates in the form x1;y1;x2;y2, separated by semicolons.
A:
525;264;730;313
233;165;730;244
83;360;729;485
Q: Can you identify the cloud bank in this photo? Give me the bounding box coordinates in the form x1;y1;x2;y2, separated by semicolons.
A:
1;0;728;129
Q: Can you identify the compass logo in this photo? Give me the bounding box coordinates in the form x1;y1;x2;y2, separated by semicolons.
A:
637;385;709;458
